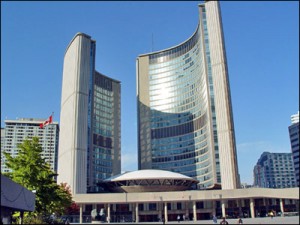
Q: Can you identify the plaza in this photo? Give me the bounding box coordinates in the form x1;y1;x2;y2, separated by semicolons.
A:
70;216;299;224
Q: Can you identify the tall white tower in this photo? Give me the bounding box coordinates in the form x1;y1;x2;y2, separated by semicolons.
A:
58;33;121;194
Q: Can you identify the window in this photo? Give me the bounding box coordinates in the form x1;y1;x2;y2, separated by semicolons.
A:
149;203;157;211
167;203;171;210
139;204;144;211
196;202;204;209
177;203;182;210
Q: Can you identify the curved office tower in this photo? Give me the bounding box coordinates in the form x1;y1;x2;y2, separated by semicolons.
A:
137;1;239;189
58;33;121;194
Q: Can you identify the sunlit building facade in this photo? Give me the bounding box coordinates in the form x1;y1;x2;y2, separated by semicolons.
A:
253;152;297;188
289;111;299;187
137;1;239;189
58;33;121;194
1;118;59;173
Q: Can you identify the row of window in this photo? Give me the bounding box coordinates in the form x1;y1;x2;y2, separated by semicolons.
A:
149;66;202;94
153;156;211;175
152;126;207;146
150;81;202;104
151;114;207;139
150;87;202;109
150;99;203;117
151;109;204;126
152;146;209;164
152;132;206;151
149;46;201;80
92;167;112;175
149;28;199;64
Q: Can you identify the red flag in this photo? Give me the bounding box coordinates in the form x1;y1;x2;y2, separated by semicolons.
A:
40;115;53;128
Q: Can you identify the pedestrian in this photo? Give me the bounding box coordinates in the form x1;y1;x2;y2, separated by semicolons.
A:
237;217;243;224
220;217;228;224
64;218;70;224
177;215;180;223
270;210;274;219
213;215;217;224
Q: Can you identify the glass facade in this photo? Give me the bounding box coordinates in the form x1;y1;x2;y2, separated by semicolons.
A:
137;2;239;189
148;26;215;187
81;38;122;193
88;72;121;193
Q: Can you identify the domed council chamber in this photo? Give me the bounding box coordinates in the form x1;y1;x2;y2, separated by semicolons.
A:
99;169;199;193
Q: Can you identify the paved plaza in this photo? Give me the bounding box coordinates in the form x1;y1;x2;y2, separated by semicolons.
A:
157;216;300;224
72;216;299;224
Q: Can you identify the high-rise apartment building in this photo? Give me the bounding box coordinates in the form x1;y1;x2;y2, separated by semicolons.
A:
1;128;5;151
136;1;239;189
58;33;121;194
1;118;59;173
253;152;296;188
289;111;299;187
291;111;299;124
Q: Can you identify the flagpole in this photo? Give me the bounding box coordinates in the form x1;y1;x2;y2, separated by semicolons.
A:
49;112;54;172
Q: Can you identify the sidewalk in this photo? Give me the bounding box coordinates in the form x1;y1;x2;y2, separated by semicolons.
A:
72;216;299;224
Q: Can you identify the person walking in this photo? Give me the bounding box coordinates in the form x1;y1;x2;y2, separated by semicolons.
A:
270;210;274;219
213;215;218;224
64;218;70;224
220;217;228;224
237;217;243;224
177;215;180;223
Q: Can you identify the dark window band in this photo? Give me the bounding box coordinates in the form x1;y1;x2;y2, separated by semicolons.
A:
151;114;207;139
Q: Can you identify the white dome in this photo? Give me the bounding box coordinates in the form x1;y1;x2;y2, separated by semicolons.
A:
105;169;195;181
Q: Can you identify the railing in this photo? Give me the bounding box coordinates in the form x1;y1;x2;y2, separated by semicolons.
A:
282;212;299;217
61;215;92;223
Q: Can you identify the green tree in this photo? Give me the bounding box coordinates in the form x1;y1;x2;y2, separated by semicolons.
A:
3;137;72;220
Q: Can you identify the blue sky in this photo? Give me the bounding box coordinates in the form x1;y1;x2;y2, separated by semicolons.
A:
1;1;299;184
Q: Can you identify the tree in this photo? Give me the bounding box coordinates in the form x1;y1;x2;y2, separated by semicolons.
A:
3;137;72;219
66;202;80;215
50;183;73;216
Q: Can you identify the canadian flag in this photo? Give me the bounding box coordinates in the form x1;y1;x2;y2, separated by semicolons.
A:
40;115;53;128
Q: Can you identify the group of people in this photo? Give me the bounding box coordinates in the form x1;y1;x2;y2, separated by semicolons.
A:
213;215;243;224
176;214;188;222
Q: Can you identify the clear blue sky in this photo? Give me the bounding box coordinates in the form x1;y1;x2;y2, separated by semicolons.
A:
1;1;299;185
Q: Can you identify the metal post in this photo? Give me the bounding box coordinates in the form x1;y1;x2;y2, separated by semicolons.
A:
164;202;168;223
107;204;111;223
193;201;197;222
135;203;139;223
221;200;226;218
79;204;83;224
250;198;255;218
280;199;284;215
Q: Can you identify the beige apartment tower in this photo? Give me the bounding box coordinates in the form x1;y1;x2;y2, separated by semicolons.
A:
137;1;240;189
58;33;121;194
